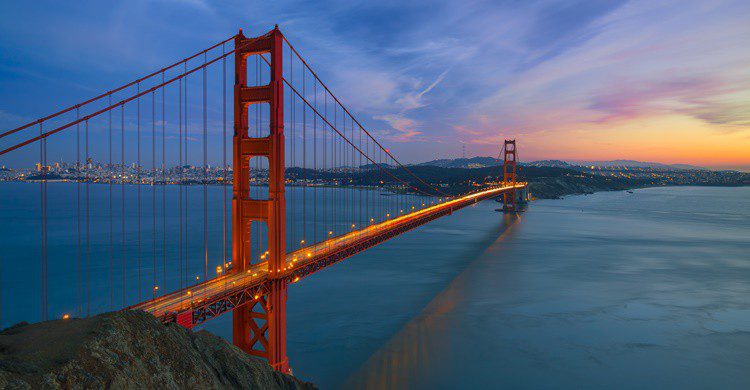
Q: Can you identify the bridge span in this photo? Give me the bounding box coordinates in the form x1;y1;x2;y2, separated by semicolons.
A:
133;183;527;327
0;25;528;373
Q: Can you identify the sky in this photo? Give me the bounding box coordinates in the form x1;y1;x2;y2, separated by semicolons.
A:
1;0;749;170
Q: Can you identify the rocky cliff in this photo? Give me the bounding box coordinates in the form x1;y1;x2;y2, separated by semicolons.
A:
0;310;315;389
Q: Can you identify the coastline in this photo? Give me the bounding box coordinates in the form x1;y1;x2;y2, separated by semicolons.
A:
526;177;749;200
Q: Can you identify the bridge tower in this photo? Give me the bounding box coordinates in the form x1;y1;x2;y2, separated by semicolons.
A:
232;27;289;373
502;139;517;212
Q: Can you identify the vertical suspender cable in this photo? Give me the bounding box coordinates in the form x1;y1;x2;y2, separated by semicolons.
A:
121;105;125;307
346;113;359;228
256;55;260;261
313;79;317;244
39;122;47;321
372;139;375;221
339;106;342;231
371;137;374;223
162;72;166;290
335;105;338;230
347;120;360;228
178;77;183;289
346;114;354;229
346;113;350;230
137;82;142;302
346;111;352;233
76;107;81;316
0;243;2;327
184;63;189;287
323;92;327;239
349;114;352;230
359;123;362;232
44;126;48;320
336;104;339;232
152;91;157;295
351;118;355;230
302;67;306;248
379;148;382;221
365;137;369;226
332;104;336;235
43;121;47;318
109;95;113;309
343;108;346;230
340;111;344;229
290;45;295;250
203;52;208;291
398;156;402;213
85;119;90;316
222;45;227;278
345;116;349;228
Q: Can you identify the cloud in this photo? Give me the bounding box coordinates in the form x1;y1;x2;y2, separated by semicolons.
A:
468;0;750;141
372;114;422;142
396;69;450;111
369;69;450;142
586;77;750;126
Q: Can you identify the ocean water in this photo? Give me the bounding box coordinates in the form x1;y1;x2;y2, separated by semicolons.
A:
213;186;750;388
344;186;750;389
0;182;430;323
2;185;749;388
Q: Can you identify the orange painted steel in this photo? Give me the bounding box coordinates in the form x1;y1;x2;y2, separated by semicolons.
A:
502;139;517;212
230;26;289;373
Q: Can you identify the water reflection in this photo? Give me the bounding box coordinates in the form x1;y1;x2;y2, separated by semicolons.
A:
345;187;750;389
346;214;519;389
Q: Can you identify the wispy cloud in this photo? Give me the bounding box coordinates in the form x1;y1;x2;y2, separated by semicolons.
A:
373;69;451;142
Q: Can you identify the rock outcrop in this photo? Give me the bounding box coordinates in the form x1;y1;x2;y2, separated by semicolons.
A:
0;310;315;389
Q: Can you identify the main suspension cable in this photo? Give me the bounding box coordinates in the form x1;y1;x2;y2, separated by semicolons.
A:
0;36;236;141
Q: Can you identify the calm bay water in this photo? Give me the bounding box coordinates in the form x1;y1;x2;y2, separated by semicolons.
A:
2;184;749;388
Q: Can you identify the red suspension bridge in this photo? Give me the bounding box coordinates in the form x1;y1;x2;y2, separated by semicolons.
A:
0;26;527;373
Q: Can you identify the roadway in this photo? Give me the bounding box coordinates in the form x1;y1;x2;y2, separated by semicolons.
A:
132;183;526;322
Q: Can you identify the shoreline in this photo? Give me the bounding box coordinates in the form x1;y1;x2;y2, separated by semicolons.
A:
526;177;748;200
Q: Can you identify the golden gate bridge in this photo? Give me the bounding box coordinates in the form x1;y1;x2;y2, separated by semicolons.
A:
0;26;527;373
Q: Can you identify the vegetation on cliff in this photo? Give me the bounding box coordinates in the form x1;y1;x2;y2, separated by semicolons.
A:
0;311;315;389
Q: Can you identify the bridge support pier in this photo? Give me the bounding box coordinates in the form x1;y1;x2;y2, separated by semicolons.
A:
231;26;290;373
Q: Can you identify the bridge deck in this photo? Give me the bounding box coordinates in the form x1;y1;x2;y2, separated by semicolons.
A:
132;183;526;326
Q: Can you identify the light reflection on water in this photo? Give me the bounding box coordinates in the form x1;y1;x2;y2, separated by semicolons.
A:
338;187;750;389
345;216;519;389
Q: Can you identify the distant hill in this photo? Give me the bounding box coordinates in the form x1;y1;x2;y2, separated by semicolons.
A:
415;156;500;168
360;163;395;170
568;160;707;171
520;159;706;171
526;160;571;168
398;157;706;171
669;163;709;171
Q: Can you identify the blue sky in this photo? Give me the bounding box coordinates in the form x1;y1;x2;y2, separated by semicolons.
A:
1;0;749;168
